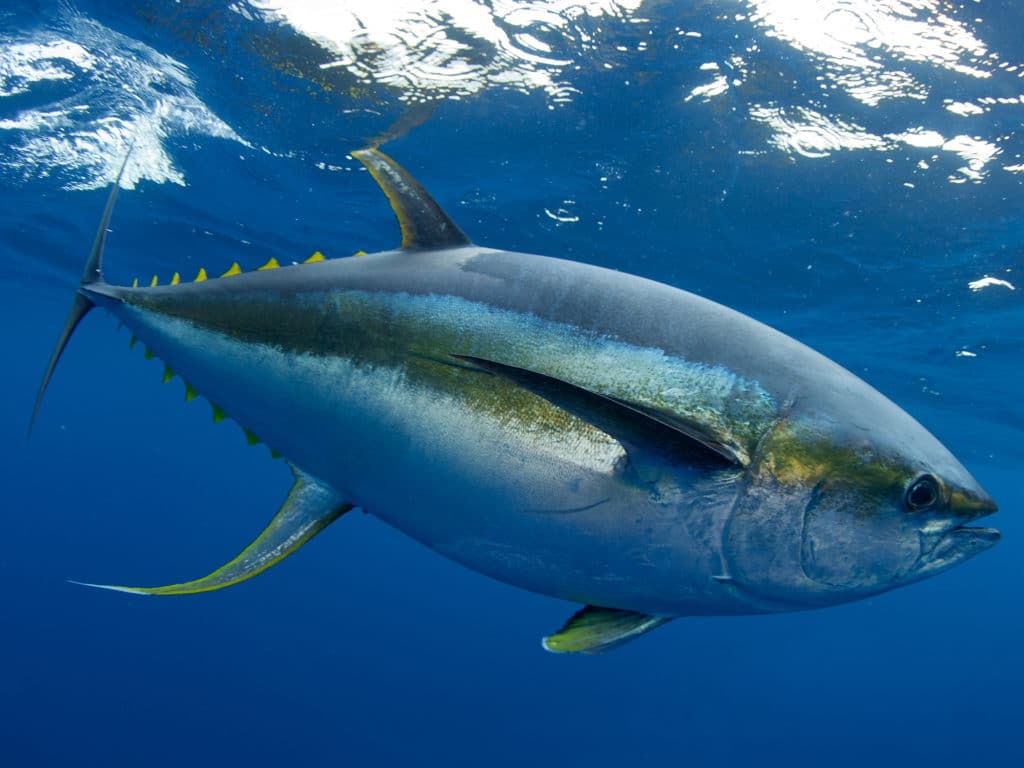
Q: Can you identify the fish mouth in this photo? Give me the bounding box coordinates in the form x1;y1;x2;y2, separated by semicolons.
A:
913;519;1000;580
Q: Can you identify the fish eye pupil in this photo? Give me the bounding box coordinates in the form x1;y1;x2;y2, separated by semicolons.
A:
906;475;939;511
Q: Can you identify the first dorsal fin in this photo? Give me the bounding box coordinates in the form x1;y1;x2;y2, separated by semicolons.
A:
351;147;471;251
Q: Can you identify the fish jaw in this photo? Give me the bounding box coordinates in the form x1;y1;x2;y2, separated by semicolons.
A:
721;407;999;611
911;524;1000;582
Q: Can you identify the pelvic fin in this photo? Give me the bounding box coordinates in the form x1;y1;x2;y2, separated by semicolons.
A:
542;605;670;654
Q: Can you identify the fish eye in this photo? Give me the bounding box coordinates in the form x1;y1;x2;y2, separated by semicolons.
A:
905;474;940;511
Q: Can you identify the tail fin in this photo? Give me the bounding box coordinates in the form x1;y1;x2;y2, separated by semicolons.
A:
29;151;133;436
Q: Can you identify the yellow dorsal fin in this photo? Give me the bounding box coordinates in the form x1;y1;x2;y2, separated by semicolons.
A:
162;364;174;384
194;267;208;282
257;257;280;271
184;382;198;402
149;275;158;287
131;277;139;288
221;262;242;277
352;250;366;257
170;272;181;285
304;251;325;263
211;403;226;423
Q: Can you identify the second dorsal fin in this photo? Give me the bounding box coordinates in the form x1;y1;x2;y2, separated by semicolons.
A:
351;147;471;251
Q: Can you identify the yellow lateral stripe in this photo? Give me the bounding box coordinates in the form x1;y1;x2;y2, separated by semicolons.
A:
170;272;181;285
221;262;242;277
149;275;158;287
304;251;325;263
257;257;280;271
131;277;139;288
194;267;208;282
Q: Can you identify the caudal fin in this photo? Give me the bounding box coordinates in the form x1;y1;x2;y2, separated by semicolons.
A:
29;151;133;436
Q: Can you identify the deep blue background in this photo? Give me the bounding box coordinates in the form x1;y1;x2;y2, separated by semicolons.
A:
1;2;1021;766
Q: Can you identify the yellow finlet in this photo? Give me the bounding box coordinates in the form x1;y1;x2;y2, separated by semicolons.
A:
243;428;260;446
352;250;366;257
194;267;208;282
149;275;158;287
257;257;280;271
170;272;181;285
184;382;198;402
221;262;242;278
144;347;153;360
131;277;139;288
304;251;325;263
211;403;226;423
162;364;174;384
128;334;137;351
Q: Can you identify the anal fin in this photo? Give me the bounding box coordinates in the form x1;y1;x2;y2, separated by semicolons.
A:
74;467;352;595
542;605;670;654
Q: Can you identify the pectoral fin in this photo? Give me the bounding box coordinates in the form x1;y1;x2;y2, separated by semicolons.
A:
74;467;352;595
542;605;670;654
453;354;739;477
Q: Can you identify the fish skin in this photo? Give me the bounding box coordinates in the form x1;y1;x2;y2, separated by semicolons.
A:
39;147;997;641
80;239;994;616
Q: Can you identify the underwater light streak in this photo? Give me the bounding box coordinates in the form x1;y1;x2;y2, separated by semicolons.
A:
968;276;1016;292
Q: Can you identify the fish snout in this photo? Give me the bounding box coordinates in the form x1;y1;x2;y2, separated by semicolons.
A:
949;485;998;522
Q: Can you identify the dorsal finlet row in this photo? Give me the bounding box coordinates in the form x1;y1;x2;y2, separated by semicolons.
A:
128;251;336;288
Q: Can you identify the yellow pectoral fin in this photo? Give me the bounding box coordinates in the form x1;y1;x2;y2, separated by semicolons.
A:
72;467;352;596
542;606;670;654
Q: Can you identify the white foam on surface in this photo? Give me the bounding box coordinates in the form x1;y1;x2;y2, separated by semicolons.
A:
0;10;246;191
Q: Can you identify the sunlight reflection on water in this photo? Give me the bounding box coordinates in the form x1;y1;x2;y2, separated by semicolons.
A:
1;0;1023;190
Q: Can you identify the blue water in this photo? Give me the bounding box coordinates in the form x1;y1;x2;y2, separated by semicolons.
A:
2;1;1022;765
